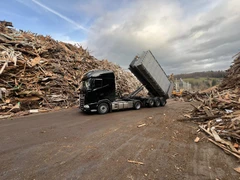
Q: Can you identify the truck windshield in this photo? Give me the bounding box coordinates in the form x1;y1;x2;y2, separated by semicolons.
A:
80;79;91;90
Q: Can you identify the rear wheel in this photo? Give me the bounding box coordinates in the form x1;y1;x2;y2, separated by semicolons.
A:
160;97;166;106
148;98;154;107
98;103;109;114
134;101;141;110
154;98;161;107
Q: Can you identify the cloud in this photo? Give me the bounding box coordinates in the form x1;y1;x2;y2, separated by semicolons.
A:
85;0;240;74
31;0;88;32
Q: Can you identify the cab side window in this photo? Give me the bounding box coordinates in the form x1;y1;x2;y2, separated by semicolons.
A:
103;79;110;86
94;79;102;88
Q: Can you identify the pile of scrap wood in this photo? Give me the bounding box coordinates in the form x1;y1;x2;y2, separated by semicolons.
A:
173;90;208;102
0;21;144;118
179;53;240;159
174;90;195;102
220;52;240;90
175;85;223;102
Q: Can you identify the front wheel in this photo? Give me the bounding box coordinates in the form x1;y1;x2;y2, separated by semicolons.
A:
98;103;109;114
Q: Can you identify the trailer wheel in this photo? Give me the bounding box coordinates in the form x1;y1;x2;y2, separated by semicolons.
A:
134;101;141;110
154;98;161;107
98;103;109;114
160;97;166;106
148;99;154;107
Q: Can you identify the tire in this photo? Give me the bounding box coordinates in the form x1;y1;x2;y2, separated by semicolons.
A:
134;101;141;110
154;98;161;107
98;103;109;114
148;98;154;107
160;97;166;106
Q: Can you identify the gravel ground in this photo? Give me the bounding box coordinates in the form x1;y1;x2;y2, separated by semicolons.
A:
0;99;239;180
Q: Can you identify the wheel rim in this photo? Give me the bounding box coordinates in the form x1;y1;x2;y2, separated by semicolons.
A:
99;104;108;113
136;103;140;109
160;99;166;106
156;100;160;106
149;99;154;106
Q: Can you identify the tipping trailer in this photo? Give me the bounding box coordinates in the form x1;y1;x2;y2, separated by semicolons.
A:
129;50;173;99
79;50;173;114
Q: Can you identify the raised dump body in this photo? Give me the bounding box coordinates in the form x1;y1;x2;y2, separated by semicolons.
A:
129;50;173;98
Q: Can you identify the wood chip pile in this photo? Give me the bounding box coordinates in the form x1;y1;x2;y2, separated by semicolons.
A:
178;53;240;159
0;21;143;118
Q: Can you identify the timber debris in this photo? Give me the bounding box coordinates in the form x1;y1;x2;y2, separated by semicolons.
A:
127;159;144;165
178;52;240;160
0;21;144;118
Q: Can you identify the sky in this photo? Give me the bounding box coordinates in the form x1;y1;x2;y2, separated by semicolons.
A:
1;0;240;74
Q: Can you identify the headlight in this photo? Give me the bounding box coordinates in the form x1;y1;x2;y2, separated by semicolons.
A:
84;105;90;109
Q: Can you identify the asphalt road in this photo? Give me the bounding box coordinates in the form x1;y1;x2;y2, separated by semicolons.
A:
0;100;239;180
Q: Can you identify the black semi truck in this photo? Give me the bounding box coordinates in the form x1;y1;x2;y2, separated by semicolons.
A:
79;50;173;114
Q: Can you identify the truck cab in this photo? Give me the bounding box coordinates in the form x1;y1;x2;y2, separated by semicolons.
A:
80;70;116;113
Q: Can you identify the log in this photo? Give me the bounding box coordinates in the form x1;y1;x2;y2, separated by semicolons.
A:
208;138;240;159
177;115;221;122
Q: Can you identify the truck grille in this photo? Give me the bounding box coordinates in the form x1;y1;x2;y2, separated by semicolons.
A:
80;94;85;110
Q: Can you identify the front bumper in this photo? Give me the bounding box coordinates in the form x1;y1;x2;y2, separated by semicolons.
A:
80;103;98;113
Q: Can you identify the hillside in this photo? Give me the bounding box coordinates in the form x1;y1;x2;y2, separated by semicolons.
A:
174;71;226;79
0;21;142;115
184;77;222;90
174;71;226;91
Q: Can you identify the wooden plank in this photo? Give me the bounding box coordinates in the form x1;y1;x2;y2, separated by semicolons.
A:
177;115;220;122
203;106;214;117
